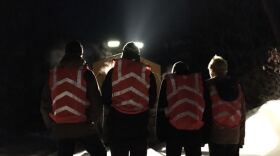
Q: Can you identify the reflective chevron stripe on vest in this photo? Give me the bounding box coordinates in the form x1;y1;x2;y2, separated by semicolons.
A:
165;73;205;130
112;59;151;114
49;66;89;123
210;84;242;128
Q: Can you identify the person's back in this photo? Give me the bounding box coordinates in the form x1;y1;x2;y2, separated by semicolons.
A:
41;40;106;156
205;55;246;156
101;42;157;156
109;58;152;140
156;61;206;156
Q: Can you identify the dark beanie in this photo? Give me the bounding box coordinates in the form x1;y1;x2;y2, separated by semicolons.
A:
171;61;190;74
122;42;140;61
65;40;83;55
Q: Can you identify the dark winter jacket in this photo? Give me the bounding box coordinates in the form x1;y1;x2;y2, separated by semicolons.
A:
101;66;157;142
205;76;246;146
40;59;103;139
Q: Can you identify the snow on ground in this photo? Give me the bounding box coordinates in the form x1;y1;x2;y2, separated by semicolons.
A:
239;100;280;156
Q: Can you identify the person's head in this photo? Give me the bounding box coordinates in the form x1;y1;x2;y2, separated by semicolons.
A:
121;42;140;62
208;54;228;78
64;40;83;59
171;61;190;75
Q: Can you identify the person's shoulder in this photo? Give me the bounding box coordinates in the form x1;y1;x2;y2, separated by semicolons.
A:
162;73;174;79
205;77;215;85
82;66;96;79
107;68;114;75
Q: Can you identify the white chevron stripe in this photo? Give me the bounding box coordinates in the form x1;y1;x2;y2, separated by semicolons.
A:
53;91;89;106
141;66;146;79
214;111;241;120
168;85;203;100
170;77;176;93
167;98;204;115
112;72;150;88
194;73;200;92
77;67;83;86
212;101;239;110
117;60;122;79
52;78;86;91
112;87;149;101
54;105;82;116
53;67;57;85
172;111;199;121
116;99;144;110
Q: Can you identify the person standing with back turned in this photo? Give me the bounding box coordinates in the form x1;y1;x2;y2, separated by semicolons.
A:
205;55;246;156
156;61;206;156
101;42;157;156
40;40;106;156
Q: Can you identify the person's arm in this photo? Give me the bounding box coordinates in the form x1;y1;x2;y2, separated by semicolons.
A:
157;79;168;113
40;82;54;130
239;90;247;148
202;80;212;145
146;72;158;144
156;79;169;142
100;69;113;145
149;73;157;109
85;70;103;125
101;69;113;106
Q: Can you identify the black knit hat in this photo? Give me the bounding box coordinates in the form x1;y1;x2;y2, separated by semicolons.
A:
122;42;140;61
65;40;83;55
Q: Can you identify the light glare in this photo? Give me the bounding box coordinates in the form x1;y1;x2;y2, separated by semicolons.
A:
134;41;144;49
107;40;120;48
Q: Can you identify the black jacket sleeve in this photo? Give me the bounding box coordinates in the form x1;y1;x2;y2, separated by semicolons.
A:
149;72;157;109
40;80;54;130
147;72;158;141
101;69;113;106
202;80;212;144
156;79;170;142
84;70;103;125
239;86;246;148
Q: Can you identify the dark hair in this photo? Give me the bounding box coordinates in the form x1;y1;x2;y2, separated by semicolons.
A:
65;40;83;56
122;42;140;62
171;61;190;74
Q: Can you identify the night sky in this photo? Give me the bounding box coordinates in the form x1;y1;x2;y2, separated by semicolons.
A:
0;0;280;132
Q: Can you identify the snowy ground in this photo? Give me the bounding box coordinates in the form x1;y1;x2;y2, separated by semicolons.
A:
239;100;280;156
1;100;280;156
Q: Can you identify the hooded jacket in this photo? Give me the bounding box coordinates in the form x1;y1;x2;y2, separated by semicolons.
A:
205;76;246;145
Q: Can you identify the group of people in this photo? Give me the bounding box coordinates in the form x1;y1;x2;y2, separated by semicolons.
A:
40;40;246;156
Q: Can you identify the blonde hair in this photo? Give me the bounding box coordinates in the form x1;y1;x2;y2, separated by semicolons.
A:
208;54;228;77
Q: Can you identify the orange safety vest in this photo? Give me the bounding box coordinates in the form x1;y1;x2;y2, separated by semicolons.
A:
112;59;151;114
48;66;89;123
165;73;205;130
210;84;242;128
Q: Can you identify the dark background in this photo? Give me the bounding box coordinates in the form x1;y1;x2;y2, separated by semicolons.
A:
0;0;279;134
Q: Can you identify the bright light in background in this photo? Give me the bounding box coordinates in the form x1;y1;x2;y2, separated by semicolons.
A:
99;61;115;75
240;100;280;156
107;40;120;48
134;41;144;49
